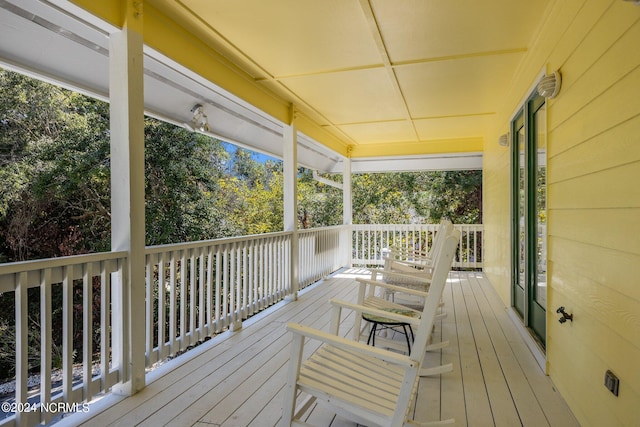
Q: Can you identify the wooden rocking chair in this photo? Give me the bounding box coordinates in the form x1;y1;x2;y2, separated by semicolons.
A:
335;229;460;367
281;232;459;427
378;220;454;286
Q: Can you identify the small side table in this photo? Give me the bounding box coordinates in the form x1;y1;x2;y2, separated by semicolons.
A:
362;308;421;353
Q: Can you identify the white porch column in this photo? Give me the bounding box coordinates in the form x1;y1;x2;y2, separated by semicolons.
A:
283;106;299;300
109;0;146;395
343;155;353;267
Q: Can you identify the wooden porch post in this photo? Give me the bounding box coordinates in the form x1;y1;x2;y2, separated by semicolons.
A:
109;0;146;395
343;154;353;267
283;105;299;300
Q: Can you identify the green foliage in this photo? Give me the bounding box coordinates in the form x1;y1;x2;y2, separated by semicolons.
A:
350;170;482;225
352;173;415;224
144;119;233;244
411;170;483;224
297;169;342;229
0;70;111;260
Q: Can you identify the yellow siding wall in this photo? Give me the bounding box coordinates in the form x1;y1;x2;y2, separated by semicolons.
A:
484;1;640;426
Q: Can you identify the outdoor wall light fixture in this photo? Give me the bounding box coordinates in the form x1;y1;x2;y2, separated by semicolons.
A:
498;132;509;147
537;70;562;99
185;103;210;132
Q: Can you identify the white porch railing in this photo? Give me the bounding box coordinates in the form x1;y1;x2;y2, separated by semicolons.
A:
298;225;350;287
352;224;483;269
143;231;294;367
0;252;127;426
142;226;351;369
0;223;479;425
0;228;350;426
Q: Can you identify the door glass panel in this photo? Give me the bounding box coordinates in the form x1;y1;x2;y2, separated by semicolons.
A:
517;125;526;295
534;104;547;306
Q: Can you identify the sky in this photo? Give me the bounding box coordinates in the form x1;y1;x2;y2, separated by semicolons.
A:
223;142;280;164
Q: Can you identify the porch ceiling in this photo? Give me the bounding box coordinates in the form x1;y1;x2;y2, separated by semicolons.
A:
0;0;552;172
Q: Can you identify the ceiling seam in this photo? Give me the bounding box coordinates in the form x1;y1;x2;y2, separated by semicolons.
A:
357;0;419;142
392;48;528;68
331;112;496;127
259;48;528;81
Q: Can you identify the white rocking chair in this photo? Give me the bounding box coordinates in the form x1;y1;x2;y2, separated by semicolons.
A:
336;229;460;367
281;232;459;427
379;219;453;285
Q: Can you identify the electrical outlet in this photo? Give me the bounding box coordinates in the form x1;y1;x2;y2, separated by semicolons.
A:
604;370;619;396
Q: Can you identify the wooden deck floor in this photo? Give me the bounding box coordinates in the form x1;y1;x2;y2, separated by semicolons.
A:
63;270;579;427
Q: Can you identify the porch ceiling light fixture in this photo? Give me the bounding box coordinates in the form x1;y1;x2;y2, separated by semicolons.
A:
185;103;210;132
537;70;562;99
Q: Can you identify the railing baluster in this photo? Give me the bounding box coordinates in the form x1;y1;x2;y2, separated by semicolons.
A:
15;272;28;425
112;259;125;385
368;227;372;262
40;268;53;424
258;239;263;308
198;248;205;339
223;246;229;328
83;262;93;401
247;244;254;316
475;228;480;268
101;260;112;389
232;243;239;328
189;249;196;346
145;255;153;367
206;248;213;336
215;246;222;332
276;237;283;297
179;250;187;352
158;253;166;361
240;245;246;320
63;265;74;403
267;239;273;306
251;241;257;314
169;252;177;356
253;242;262;311
231;243;238;327
238;243;243;319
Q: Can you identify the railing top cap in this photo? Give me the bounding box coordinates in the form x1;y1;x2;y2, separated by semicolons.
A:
0;251;128;275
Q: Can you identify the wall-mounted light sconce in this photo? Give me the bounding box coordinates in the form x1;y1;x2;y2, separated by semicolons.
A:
498;132;510;147
537;70;562;99
185;103;210;132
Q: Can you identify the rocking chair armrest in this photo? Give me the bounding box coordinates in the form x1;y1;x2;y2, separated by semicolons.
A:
391;259;434;269
356;277;430;297
329;298;421;326
368;269;433;285
390;252;432;263
286;322;415;367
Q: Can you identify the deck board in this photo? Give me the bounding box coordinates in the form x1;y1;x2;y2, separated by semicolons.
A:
467;272;549;427
66;270;579;427
461;271;523;427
